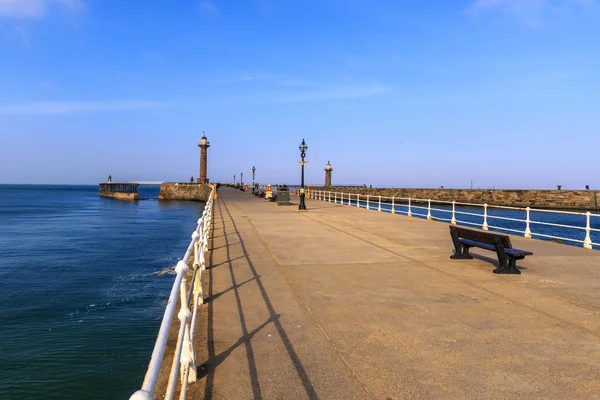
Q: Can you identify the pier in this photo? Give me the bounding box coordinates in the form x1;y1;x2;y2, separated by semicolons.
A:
98;182;139;201
135;186;600;399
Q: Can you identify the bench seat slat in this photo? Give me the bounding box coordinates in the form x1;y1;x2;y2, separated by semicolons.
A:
459;238;532;257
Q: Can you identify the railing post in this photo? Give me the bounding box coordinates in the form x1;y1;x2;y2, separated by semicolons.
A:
427;199;432;220
391;196;395;214
584;211;593;249
483;204;489;231
367;195;370;210
451;201;456;225
408;198;412;217
357;194;360;208
378;196;382;212
524;207;532;238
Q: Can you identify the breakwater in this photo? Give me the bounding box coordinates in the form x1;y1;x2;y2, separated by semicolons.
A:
311;187;599;211
98;182;139;201
158;183;212;202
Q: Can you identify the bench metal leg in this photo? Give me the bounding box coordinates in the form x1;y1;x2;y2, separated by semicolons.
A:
492;241;521;274
450;227;473;259
493;258;521;274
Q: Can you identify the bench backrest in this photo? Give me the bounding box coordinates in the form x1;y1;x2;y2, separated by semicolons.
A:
451;226;512;249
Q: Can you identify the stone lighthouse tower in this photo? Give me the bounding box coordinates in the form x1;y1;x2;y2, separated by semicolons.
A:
198;134;210;184
324;161;333;187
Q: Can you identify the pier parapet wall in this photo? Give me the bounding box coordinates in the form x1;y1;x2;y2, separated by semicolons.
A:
311;187;600;211
98;182;139;201
158;182;212;202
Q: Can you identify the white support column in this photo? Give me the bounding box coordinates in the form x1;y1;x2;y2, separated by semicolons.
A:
177;277;197;386
408;198;412;217
584;212;592;249
367;195;370;210
524;207;532;238
378;196;382;211
357;194;360;208
391;197;395;214
451;201;456;225
427;199;432;220
483;204;489;231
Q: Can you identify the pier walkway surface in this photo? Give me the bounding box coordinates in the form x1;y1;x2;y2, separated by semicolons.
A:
187;187;600;399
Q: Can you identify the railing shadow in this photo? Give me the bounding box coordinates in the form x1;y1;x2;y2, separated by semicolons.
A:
202;202;262;400
220;201;320;399
205;276;258;302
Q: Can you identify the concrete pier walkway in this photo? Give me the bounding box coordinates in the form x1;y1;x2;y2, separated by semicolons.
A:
189;187;600;399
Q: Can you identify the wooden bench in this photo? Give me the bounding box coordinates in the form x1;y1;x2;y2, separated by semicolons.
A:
449;226;532;274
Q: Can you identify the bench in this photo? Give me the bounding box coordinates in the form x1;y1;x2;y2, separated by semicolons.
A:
449;226;532;274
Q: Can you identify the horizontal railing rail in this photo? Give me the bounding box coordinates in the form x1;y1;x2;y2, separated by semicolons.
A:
130;185;215;400
311;190;599;250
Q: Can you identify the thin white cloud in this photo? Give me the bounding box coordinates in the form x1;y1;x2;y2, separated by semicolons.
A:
198;1;219;14
0;0;84;20
36;80;59;91
209;72;276;84
467;0;596;22
258;82;389;104
0;100;167;115
210;73;389;103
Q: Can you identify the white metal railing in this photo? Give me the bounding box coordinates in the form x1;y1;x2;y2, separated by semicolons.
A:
311;190;599;250
130;185;215;400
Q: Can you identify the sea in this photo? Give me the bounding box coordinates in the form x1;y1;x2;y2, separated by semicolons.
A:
0;185;204;399
345;197;600;248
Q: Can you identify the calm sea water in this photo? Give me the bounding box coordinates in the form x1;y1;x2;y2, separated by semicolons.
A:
0;185;204;399
343;197;600;249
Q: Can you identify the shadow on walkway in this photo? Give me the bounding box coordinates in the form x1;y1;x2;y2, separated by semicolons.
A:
200;201;318;400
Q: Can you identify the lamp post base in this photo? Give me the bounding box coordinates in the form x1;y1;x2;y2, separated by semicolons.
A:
299;194;307;210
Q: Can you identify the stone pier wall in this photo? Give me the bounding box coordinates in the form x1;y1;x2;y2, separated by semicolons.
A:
98;192;139;201
158;183;212;202
310;187;600;211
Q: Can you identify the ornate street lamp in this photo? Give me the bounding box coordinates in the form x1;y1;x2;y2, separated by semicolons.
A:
252;166;256;193
298;139;308;210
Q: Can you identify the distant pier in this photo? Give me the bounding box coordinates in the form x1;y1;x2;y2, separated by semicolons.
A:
98;182;139;201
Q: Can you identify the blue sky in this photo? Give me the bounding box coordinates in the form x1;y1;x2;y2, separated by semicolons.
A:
0;0;599;188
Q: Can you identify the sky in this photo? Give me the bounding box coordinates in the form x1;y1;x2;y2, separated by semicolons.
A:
0;0;599;189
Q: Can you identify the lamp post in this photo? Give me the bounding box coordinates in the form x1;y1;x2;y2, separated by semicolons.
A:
234;175;236;186
241;172;243;187
252;166;256;194
298;139;308;210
